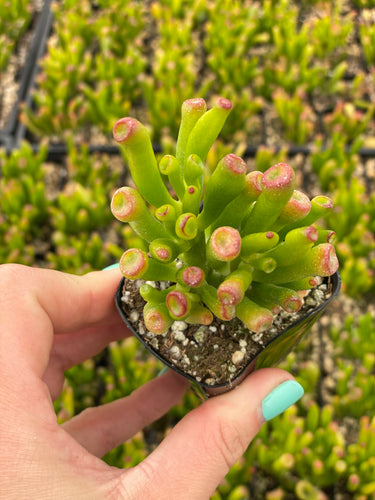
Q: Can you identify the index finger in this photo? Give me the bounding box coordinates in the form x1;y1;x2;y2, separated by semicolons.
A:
0;264;125;377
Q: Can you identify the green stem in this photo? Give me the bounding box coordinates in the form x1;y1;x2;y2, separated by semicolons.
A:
140;283;170;304
184;153;205;188
281;276;320;290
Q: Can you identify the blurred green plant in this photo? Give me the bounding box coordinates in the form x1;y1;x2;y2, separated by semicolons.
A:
272;88;314;145
311;133;363;191
0;0;31;72
360;16;375;66
0;142;51;264
325;177;375;296
329;312;375;418
22;0;146;139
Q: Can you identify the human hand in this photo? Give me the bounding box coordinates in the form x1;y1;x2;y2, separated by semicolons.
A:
0;264;303;500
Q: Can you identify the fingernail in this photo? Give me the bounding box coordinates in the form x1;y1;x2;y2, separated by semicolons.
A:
102;263;120;271
261;380;304;422
157;366;169;377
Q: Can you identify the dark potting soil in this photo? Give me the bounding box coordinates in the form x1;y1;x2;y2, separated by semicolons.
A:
119;277;332;386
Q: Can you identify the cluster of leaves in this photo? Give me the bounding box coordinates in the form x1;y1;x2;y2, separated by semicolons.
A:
111;97;338;336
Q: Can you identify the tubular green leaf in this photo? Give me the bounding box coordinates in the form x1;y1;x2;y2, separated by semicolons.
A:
184;97;233;165
176;98;207;168
113;117;179;210
198;154;247;230
242;163;296;234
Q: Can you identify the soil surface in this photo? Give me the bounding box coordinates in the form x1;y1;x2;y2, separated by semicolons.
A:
119;277;333;387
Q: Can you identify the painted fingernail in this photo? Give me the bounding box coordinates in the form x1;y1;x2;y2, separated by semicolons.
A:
261;380;304;421
157;366;169;377
102;263;120;271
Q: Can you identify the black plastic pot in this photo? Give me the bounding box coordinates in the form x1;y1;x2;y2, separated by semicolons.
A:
115;272;341;398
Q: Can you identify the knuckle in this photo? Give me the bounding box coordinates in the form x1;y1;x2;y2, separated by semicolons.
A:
0;264;37;301
134;459;159;485
113;460;159;499
80;407;120;452
0;263;26;283
210;413;248;470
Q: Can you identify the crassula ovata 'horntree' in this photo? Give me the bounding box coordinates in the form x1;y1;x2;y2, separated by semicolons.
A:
111;97;338;336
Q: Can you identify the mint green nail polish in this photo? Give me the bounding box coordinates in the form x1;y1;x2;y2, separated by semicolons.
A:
262;380;304;421
102;263;120;271
157;366;169;377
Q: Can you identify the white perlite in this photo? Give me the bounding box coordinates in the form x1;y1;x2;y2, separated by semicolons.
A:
172;321;188;331
204;378;215;385
129;311;139;323
232;350;245;365
169;346;181;359
145;281;156;287
174;331;186;342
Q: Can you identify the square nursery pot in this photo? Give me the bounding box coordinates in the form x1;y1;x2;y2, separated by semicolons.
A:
115;272;341;398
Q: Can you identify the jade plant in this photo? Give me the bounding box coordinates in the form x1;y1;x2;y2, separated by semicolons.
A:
110;97;339;338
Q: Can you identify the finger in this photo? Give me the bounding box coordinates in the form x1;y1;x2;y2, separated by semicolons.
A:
48;322;131;371
0;264;124;377
43;324;131;400
62;370;189;457
119;369;304;499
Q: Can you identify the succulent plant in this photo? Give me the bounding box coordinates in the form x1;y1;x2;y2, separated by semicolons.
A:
111;97;338;336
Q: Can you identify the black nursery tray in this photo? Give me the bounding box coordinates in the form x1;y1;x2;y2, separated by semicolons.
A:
0;0;53;151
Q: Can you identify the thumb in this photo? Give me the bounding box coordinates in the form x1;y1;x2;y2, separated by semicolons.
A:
121;368;304;500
